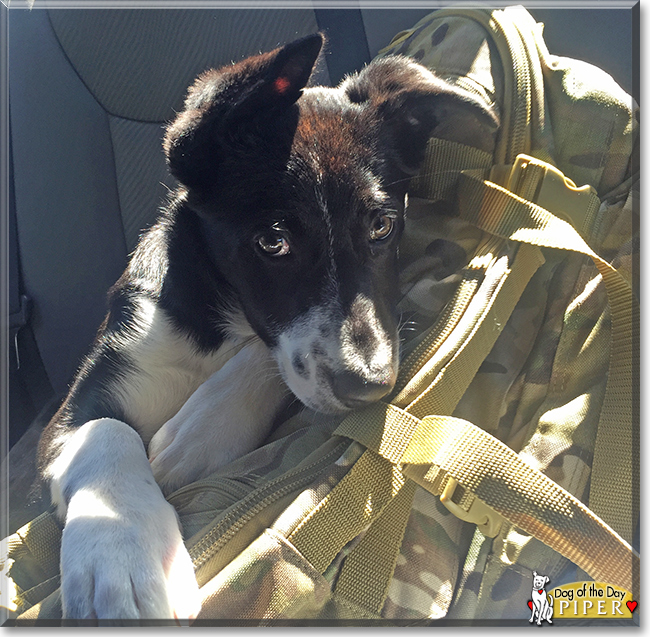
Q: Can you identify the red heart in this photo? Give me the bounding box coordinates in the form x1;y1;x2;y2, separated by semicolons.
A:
528;600;533;610
627;600;638;613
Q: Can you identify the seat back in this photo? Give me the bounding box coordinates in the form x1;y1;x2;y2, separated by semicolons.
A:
9;8;335;396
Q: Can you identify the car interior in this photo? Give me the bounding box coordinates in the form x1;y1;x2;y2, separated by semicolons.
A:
4;5;636;534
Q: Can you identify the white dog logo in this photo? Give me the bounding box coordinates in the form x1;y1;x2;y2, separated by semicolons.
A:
529;571;554;625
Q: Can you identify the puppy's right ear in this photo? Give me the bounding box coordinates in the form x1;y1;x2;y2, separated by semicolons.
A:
342;56;499;176
164;34;323;192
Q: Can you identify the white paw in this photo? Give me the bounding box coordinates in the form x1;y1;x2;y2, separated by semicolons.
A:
148;341;289;495
60;488;200;621
149;408;260;496
46;418;201;621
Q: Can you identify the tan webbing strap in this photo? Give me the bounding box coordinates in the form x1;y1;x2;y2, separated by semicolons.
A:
333;480;417;614
1;511;62;616
403;242;544;419
335;403;423;466
14;511;62;582
401;413;639;594
288;448;406;573
458;173;639;545
337;402;638;594
409;138;493;202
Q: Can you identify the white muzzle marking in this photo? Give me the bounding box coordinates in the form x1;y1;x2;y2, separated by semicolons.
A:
274;294;397;413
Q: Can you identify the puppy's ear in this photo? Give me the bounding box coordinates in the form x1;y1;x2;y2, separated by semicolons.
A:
533;571;538;577
164;33;324;191
343;56;499;175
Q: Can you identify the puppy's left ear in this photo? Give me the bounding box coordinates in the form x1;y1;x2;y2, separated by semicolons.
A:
164;33;324;192
343;56;499;175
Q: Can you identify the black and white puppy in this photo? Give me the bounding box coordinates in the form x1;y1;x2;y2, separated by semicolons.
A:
37;34;497;620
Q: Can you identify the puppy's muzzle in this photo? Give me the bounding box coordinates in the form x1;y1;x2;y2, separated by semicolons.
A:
332;368;396;409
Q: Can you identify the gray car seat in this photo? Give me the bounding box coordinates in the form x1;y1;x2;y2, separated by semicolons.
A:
7;7;371;445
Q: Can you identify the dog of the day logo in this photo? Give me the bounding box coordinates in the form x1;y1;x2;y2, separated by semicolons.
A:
528;574;637;622
528;572;554;625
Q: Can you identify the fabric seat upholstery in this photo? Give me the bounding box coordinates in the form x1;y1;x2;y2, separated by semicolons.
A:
9;8;328;395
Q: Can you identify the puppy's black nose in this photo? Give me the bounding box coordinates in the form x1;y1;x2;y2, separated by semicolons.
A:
333;370;396;409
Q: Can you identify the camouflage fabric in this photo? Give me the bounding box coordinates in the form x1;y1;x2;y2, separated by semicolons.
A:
3;5;638;625
375;6;638;621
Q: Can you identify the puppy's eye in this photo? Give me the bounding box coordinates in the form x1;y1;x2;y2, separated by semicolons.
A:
369;214;395;242
256;232;291;257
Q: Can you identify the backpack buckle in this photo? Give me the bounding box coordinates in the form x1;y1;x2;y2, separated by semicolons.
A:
440;477;503;538
504;154;600;234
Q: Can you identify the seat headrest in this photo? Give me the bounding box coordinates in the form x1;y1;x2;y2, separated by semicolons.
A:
49;8;327;123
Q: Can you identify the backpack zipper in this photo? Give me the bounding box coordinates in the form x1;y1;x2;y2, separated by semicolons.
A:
187;439;350;571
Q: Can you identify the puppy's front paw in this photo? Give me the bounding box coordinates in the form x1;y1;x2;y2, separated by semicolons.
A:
60;489;200;621
149;417;241;496
148;339;289;495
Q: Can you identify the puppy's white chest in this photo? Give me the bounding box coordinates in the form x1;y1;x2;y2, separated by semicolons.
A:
108;298;245;442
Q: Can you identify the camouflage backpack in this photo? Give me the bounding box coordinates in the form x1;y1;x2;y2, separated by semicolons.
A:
2;5;638;625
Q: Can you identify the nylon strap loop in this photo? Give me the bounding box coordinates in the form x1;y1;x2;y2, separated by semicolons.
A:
288;448;406;574
333;480;417;614
335;403;422;463
337;402;638;594
458;173;639;545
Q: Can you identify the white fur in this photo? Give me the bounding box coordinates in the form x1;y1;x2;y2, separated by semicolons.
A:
274;293;397;414
149;337;289;494
47;418;200;621
106;298;246;444
48;307;270;620
275;303;342;413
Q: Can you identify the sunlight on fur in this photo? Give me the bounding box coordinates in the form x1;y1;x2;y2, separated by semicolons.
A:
66;488;117;520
